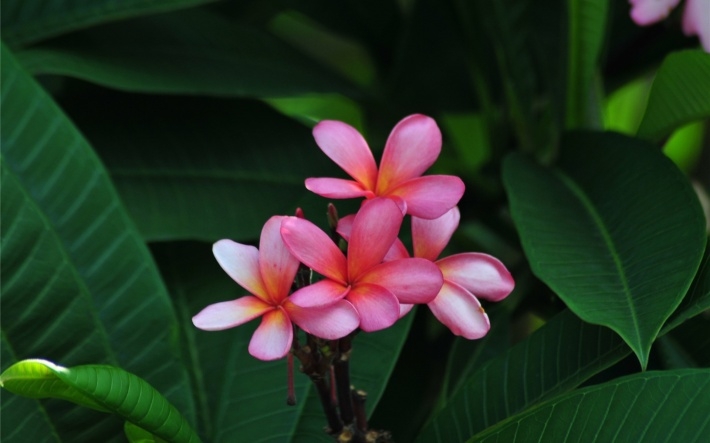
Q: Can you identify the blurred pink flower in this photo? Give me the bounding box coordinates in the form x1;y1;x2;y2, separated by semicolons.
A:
305;114;465;219
281;198;443;332
629;0;710;51
339;207;514;339
192;216;359;361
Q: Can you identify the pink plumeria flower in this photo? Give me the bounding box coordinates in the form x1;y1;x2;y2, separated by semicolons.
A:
339;207;514;339
629;0;710;52
192;216;360;361
280;198;444;332
305;114;465;219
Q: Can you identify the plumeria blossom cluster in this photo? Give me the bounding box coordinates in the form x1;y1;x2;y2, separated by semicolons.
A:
192;114;514;439
629;0;710;52
193;113;514;358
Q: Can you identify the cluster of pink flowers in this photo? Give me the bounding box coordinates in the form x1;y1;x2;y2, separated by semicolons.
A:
193;114;515;360
629;0;710;52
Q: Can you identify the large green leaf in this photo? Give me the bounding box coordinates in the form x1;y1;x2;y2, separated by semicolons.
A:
503;132;706;368
16;8;357;98
417;258;710;443
0;360;200;443
52;84;351;242
415;310;628;443
152;241;414;441
1;42;194;440
468;369;710;442
1;0;218;47
565;0;608;129
637;50;710;141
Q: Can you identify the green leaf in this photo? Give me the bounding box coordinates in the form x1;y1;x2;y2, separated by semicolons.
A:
54;86;351;242
1;0;218;47
0;337;60;443
417;267;710;443
468;369;710;442
502;131;706;368
125;422;168;443
566;0;608;129
1;42;194;439
0;360;200;443
16;8;358;98
416;310;628;443
637;50;710;141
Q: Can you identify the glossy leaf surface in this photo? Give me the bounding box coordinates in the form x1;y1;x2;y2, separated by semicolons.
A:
468;369;710;443
503;132;706;368
0;360;200;443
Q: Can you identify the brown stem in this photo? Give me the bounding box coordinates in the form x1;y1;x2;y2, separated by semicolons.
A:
313;375;343;434
351;389;368;433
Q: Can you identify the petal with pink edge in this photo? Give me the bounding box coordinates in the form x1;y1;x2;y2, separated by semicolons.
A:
629;0;680;26
249;308;293;361
428;281;490;339
259;216;300;304
377;114;442;193
213;239;270;302
682;0;710;51
437;253;515;302
336;214;355;241
192;296;272;331
347;283;400;332
348;198;404;281
384;238;410;262
412;207;460;261
285;299;360;339
358;258;443;304
388;175;465;219
281;217;348;284
289;279;350;307
313;120;378;190
305;177;375;199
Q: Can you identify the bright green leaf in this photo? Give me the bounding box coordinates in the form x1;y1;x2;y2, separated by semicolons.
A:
637;50;710;141
468;369;710;442
124;421;168;443
0;360;201;443
1;42;194;439
503;132;706;368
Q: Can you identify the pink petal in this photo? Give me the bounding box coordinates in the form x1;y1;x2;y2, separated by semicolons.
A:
192;296;273;331
249;308;293;360
347;283;401;332
305;177;375;199
399;303;414;318
284;299;359;339
213;239;270;302
347;198;404;281
358;258;443;304
312;120;378;190
428;281;490;339
280;217;348;284
259;216;300;304
437;253;515;302
335;214;355;241
377;114;442;193
289;279;350;307
384;238;410;262
629;0;680;26
412;207;460;261
388;175;465;219
682;0;710;51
